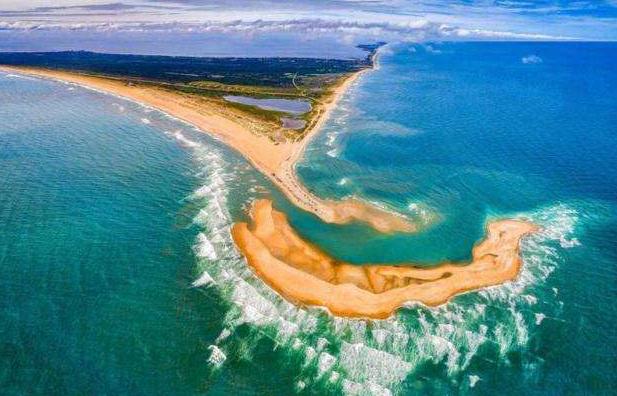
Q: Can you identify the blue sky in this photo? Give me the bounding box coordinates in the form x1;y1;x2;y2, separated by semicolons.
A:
0;1;616;57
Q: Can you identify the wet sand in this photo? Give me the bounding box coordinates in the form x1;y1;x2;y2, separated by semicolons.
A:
0;65;414;233
232;199;538;319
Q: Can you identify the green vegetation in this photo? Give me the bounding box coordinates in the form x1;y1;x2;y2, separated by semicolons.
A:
142;72;346;137
0;44;383;137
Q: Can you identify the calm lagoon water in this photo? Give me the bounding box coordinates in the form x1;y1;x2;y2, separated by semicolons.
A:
1;42;616;395
223;95;311;114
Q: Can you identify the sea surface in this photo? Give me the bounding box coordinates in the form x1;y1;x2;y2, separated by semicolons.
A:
1;42;616;395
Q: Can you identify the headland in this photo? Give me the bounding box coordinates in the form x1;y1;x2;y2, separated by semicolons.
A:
0;51;413;233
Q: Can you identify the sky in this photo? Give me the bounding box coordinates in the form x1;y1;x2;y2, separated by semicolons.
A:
0;1;616;57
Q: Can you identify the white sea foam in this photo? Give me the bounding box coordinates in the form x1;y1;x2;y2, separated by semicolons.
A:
343;379;393;396
304;346;317;364
559;236;580;248
407;201;434;225
215;328;232;344
192;270;215;287
79;59;590;394
176;91;584;394
510;307;529;346
207;345;227;367
295;380;307;391
317;352;337;376
340;342;411;386
191;184;212;198
326;148;339;158
371;329;389;347
292;338;303;350
316;337;329;351
3;73;37;81
195;233;217;260
172;130;201;148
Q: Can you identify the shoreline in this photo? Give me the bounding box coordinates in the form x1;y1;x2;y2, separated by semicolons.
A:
1;59;541;320
0;62;414;233
232;199;539;319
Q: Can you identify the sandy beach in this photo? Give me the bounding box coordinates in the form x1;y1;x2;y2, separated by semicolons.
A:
1;63;540;319
0;64;413;233
232;199;538;319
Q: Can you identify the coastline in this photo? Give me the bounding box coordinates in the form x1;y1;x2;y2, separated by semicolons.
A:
0;62;413;233
232;199;539;319
0;54;542;321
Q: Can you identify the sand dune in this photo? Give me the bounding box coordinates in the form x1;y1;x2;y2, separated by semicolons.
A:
232;199;538;319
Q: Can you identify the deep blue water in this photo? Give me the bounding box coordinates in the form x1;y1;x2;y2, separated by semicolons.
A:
296;41;617;393
1;42;616;395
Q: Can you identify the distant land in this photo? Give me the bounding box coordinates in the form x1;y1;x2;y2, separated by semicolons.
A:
0;42;415;234
0;44;384;86
0;43;384;141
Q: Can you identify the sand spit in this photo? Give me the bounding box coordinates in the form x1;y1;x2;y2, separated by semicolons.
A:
232;199;538;319
0;65;414;233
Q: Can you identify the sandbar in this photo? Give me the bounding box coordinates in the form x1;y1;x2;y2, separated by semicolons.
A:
232;199;538;319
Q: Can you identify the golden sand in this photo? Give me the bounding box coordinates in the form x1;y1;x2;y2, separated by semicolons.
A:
232;199;538;319
1;65;539;319
0;65;413;233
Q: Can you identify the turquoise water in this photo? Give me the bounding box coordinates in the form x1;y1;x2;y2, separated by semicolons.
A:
0;74;299;394
1;41;617;395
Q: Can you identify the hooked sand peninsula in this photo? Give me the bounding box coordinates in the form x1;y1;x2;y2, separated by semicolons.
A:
0;63;412;234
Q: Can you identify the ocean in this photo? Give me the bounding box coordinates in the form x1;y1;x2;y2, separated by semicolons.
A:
1;42;616;395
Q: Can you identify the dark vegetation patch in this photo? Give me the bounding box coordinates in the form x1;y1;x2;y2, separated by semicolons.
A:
0;43;384;134
0;46;380;87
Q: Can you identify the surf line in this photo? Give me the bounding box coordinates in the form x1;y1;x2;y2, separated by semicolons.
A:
0;60;415;234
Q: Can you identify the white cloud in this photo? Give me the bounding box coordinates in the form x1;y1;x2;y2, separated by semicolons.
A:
0;0;614;41
452;28;571;40
0;18;573;42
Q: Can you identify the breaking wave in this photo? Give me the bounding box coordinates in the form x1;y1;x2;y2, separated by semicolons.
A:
178;120;585;394
30;69;587;394
74;65;593;394
1;73;37;81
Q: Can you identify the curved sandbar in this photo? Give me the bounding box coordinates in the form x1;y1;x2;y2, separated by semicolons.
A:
232;199;538;319
0;65;413;233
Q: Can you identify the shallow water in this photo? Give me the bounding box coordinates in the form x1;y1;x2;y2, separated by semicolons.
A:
223;95;311;114
1;42;616;395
